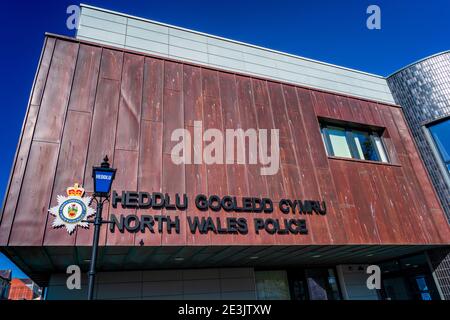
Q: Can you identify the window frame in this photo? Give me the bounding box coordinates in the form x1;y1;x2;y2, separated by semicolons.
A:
320;121;389;163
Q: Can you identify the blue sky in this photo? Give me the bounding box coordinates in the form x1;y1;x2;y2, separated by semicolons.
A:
0;252;27;278
0;0;449;278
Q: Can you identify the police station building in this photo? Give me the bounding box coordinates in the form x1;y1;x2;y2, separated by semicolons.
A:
1;5;450;300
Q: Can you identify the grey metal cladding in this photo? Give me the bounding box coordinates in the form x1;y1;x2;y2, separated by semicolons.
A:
387;51;450;222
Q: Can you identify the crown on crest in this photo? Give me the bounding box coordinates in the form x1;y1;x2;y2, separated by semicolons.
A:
66;183;85;197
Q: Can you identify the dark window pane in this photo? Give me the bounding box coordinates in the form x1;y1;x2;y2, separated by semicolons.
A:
304;268;341;300
353;130;379;161
255;270;291;300
429;119;450;163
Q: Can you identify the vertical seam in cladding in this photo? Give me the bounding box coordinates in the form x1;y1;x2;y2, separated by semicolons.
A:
124;17;128;48
161;60;167;241
249;78;268;197
42;41;81;245
279;84;312;241
217;69;230;245
199;66;210;245
158;59;165;245
181;63;186;245
134;52;145;246
75;46;103;245
294;88;322;243
265;80;289;245
105;51;125;245
233;74;250;197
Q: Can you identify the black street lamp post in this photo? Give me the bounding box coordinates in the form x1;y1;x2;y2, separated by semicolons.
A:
87;156;116;300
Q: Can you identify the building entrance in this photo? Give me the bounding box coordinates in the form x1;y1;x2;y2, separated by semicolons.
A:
255;268;341;300
380;253;440;300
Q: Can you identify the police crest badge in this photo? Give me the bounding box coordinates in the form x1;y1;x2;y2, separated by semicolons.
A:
49;183;95;234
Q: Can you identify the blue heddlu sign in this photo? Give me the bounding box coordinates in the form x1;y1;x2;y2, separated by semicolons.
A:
94;171;114;194
92;156;116;196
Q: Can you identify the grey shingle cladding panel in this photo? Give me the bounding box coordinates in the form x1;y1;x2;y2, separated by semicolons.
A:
387;51;450;222
76;4;395;104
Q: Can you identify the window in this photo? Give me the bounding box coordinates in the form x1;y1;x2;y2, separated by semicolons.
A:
380;253;441;300
287;268;341;300
304;268;341;300
321;123;388;163
324;127;352;158
428;118;450;176
255;270;291;300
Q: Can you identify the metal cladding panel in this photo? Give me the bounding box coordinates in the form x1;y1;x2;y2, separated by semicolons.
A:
76;4;395;104
1;35;449;248
387;52;450;222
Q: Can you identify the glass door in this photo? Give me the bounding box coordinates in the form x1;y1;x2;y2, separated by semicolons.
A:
380;253;441;300
287;269;308;300
414;276;433;300
287;268;341;300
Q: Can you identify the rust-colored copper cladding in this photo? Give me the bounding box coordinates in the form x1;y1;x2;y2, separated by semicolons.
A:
1;35;449;247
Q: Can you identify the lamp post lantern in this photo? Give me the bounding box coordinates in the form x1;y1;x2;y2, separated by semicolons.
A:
88;155;116;300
